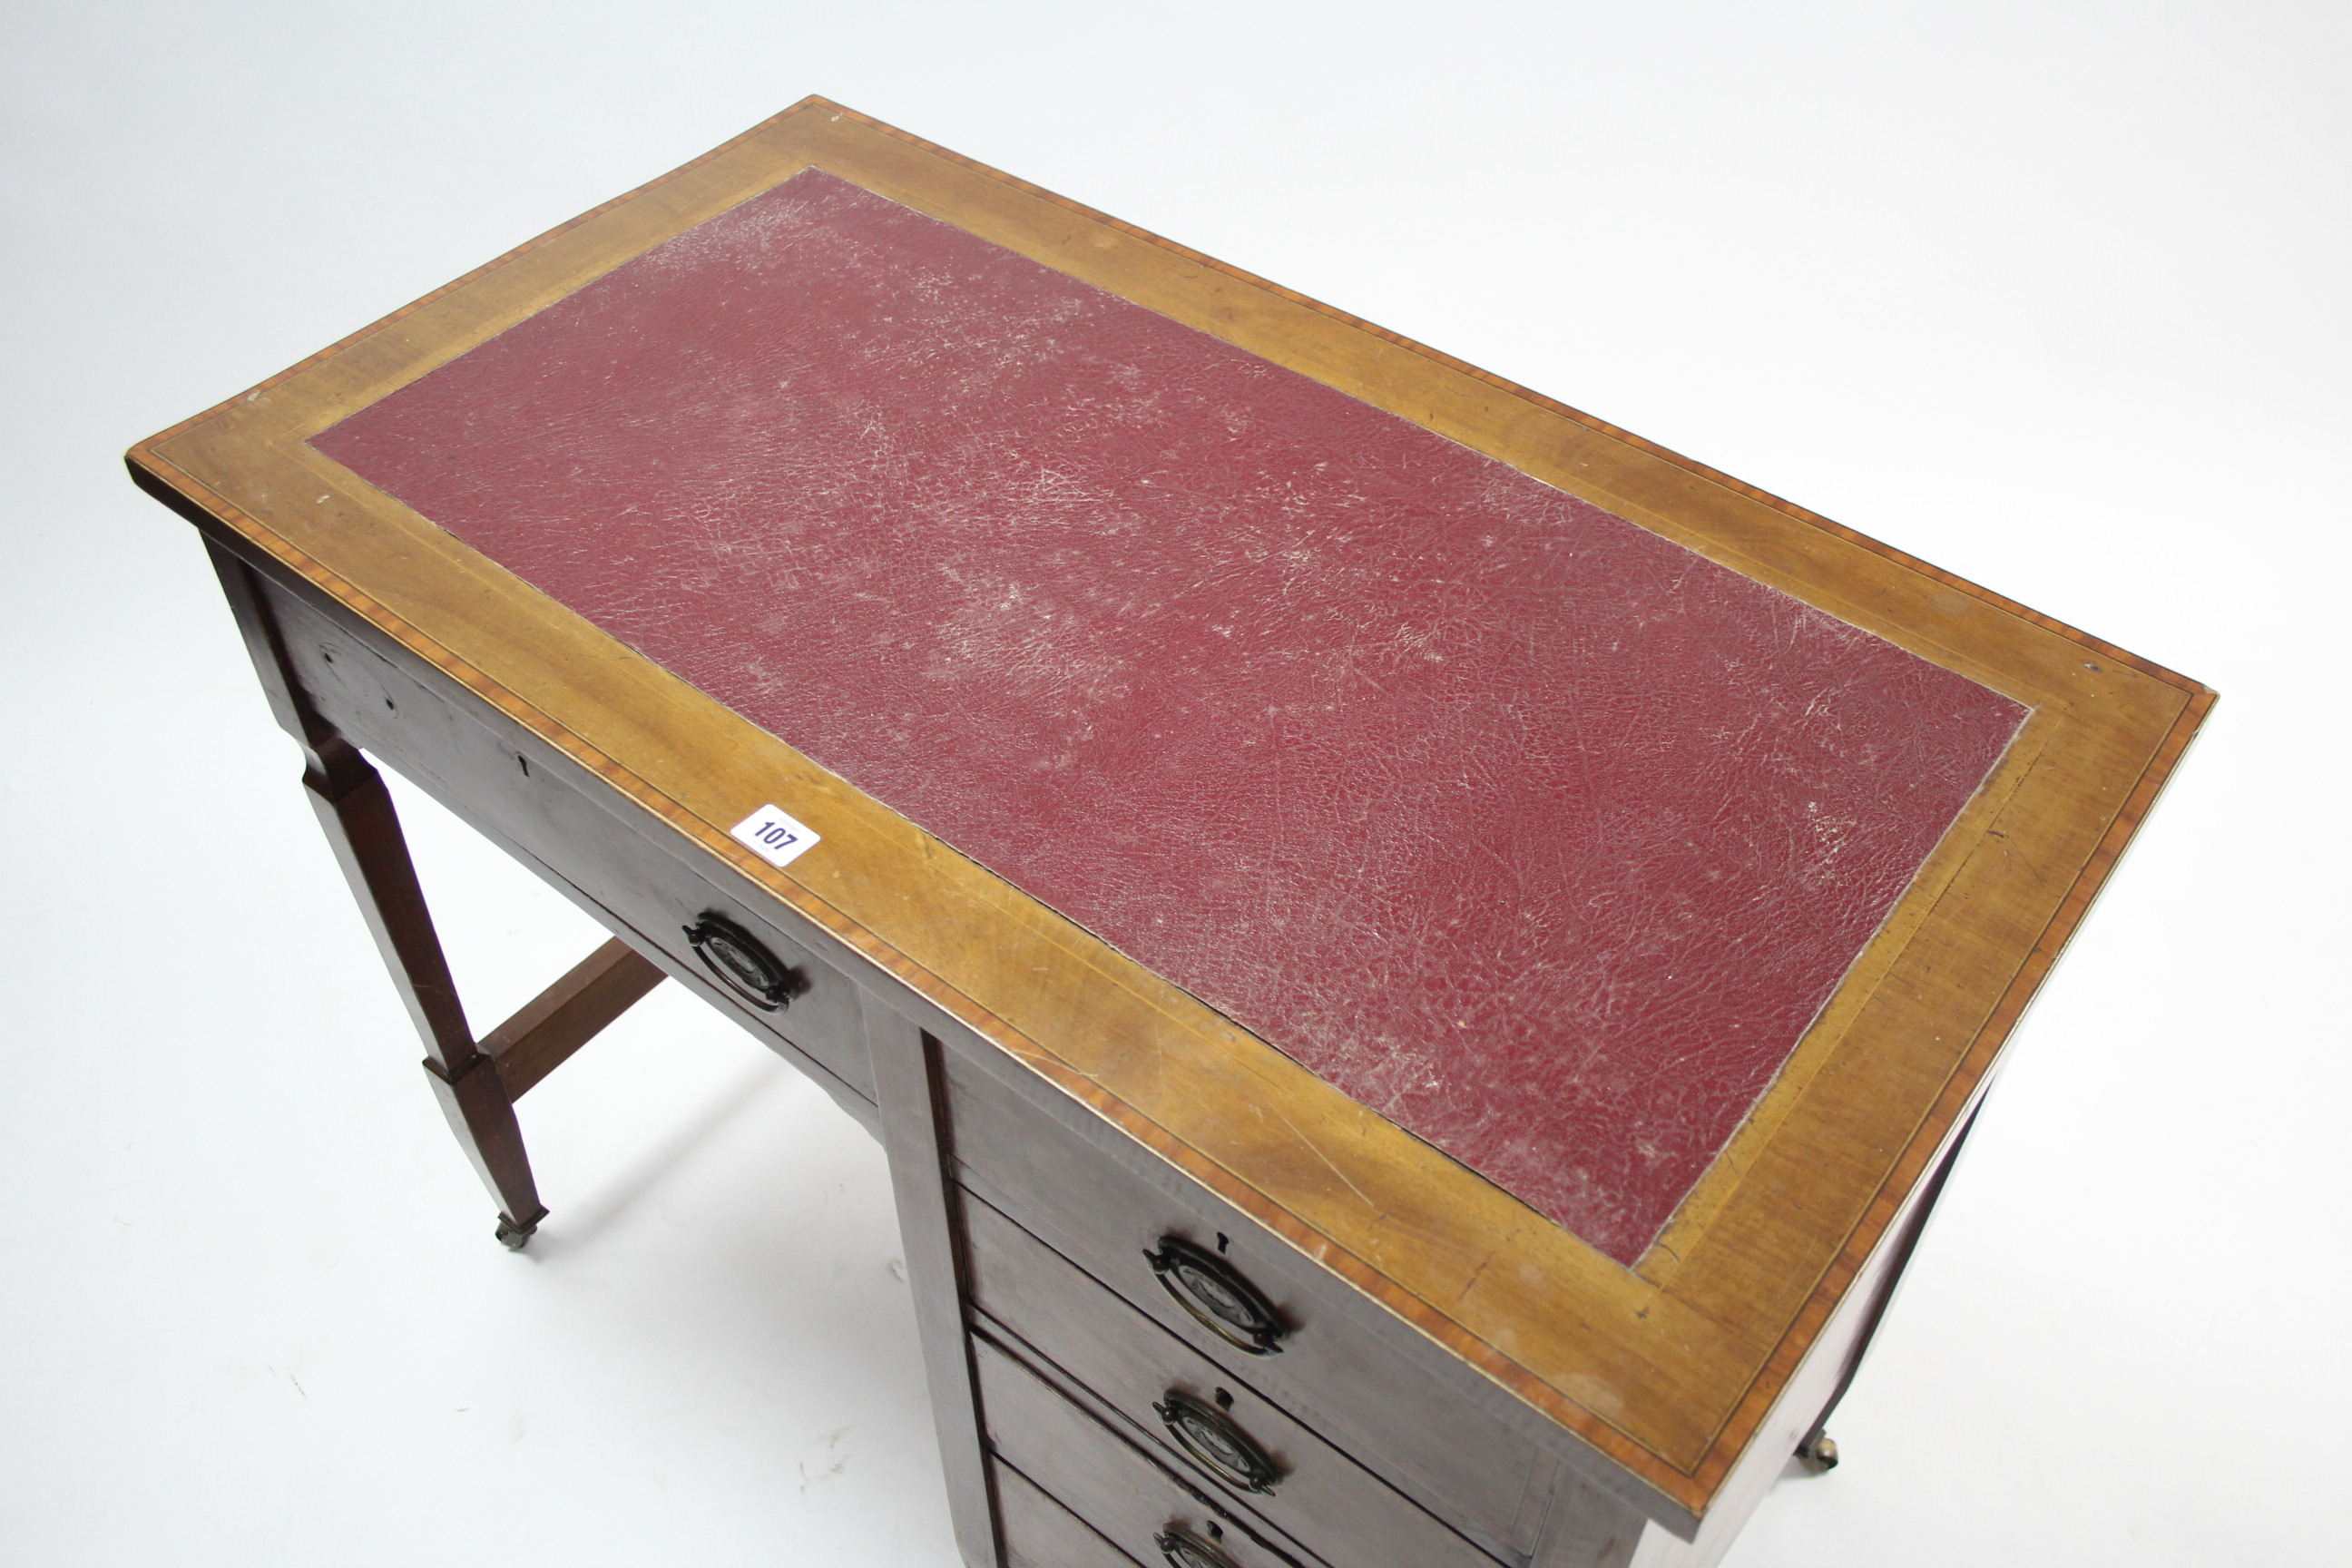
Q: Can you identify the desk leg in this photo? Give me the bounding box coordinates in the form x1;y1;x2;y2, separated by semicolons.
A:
207;540;546;1249
1795;1103;1982;1471
304;740;548;1249
865;995;1001;1568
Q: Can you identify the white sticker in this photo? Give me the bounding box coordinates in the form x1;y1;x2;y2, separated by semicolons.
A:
730;803;821;869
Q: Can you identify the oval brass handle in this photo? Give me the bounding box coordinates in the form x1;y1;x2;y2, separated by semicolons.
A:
1145;1237;1287;1356
683;914;802;1012
1153;1526;1241;1568
1153;1389;1280;1494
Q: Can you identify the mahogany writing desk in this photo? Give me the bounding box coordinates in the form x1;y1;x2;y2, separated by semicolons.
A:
129;100;2210;1568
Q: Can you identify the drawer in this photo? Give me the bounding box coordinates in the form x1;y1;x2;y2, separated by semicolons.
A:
967;1194;1500;1568
998;1459;1140;1568
945;1044;1549;1563
262;577;877;1121
975;1331;1325;1568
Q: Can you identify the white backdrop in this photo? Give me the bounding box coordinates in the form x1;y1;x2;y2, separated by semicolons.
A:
3;4;2344;1564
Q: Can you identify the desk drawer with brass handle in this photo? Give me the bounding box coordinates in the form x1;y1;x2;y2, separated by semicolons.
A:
966;1193;1501;1568
260;576;877;1120
944;1043;1552;1564
975;1331;1324;1568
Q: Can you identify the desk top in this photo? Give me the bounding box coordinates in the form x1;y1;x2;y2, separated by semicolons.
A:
132;100;2210;1521
313;169;2024;1265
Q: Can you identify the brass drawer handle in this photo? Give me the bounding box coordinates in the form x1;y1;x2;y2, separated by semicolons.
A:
1153;1388;1280;1494
1145;1237;1288;1356
1153;1525;1241;1568
683;914;803;1012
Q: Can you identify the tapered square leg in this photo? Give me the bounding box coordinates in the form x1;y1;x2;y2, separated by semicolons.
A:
207;537;547;1246
302;732;547;1246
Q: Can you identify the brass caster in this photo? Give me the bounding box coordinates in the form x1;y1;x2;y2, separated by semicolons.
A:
494;1216;536;1251
1796;1432;1840;1473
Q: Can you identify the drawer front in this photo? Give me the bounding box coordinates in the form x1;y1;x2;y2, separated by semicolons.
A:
975;1332;1326;1568
945;1044;1546;1563
265;579;875;1116
968;1194;1500;1568
998;1460;1142;1568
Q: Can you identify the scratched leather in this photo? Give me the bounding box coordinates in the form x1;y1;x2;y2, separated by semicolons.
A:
317;171;2027;1264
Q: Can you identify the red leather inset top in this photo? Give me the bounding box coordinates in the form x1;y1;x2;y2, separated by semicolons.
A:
316;170;2025;1263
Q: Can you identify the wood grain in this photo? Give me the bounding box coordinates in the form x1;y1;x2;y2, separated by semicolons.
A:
482;937;665;1101
869;998;1001;1568
996;1460;1142;1568
126;97;2210;1520
974;1330;1329;1568
965;1195;1500;1568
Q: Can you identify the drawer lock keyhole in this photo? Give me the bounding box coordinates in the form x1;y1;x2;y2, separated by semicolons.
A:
684;914;804;1012
1145;1236;1288;1356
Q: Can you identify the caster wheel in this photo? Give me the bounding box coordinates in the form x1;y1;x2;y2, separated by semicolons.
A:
494;1217;535;1251
1796;1432;1840;1473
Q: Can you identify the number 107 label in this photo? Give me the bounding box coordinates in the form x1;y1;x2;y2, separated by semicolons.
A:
730;803;822;869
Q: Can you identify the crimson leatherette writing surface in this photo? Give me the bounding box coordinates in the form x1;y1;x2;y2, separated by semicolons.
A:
315;167;2025;1263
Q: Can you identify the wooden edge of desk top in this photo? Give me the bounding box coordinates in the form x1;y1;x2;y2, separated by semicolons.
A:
125;96;2215;1523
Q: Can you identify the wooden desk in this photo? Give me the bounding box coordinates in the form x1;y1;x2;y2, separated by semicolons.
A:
128;98;2210;1568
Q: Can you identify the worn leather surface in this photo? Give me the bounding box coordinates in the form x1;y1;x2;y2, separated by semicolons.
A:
316;170;2026;1263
